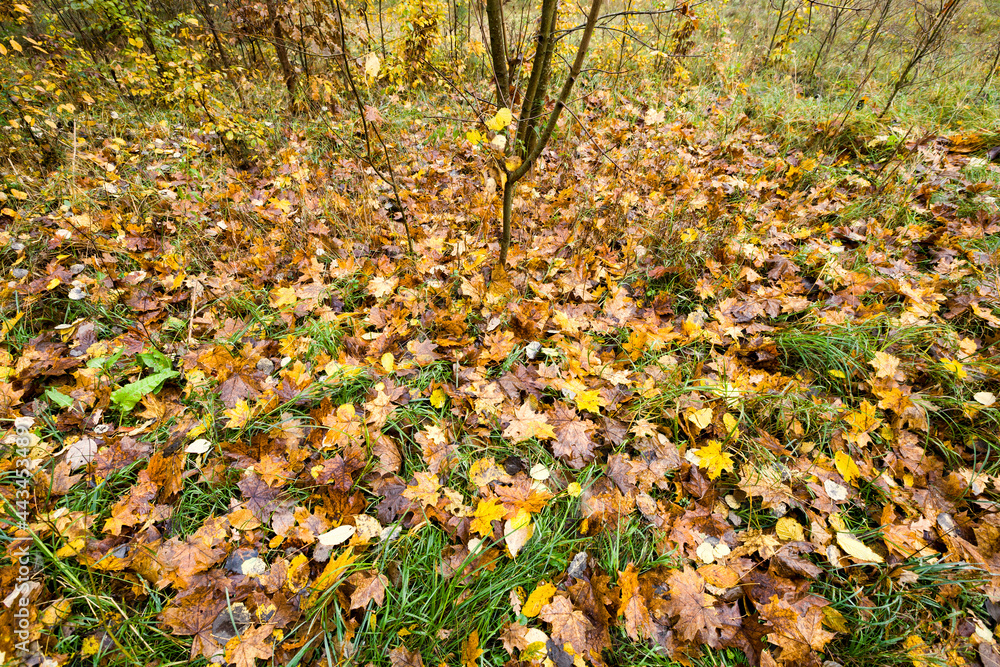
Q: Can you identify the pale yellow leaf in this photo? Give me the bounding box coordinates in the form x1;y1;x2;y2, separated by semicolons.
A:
836;531;883;563
775;516;805;542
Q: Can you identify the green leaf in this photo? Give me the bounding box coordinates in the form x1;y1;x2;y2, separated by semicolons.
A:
45;387;74;408
110;369;178;412
138;348;172;373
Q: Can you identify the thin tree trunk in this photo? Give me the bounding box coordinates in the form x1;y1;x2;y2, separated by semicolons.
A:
499;0;604;265
195;0;247;108
977;37;1000;97
486;0;509;107
264;0;297;109
515;0;557;156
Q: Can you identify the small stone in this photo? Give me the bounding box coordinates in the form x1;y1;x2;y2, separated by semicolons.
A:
223;548;259;574
567;551;588;579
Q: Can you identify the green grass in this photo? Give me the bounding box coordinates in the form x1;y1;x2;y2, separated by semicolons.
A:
817;558;987;667
300;497;588;666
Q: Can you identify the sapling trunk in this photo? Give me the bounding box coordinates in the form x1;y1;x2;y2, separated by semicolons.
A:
496;0;604;265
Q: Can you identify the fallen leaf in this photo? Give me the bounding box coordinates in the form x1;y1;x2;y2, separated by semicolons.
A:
836;531;884;563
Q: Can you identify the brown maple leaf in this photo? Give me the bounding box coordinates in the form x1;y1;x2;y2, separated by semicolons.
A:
255;454;291;487
759;594;836;664
539;594;593;656
311;444;367;492
494;477;552;517
219;370;260;408
389;645;424;667
417;424;457;474
224;623;274;667
103;475;158;535
371;433;402;474
160;585;227;661
407;338;441;365
347;570;388;610
549;403;598;468
238;473;281;521
618;563;654;641
503;402;556;443
661;566;740;648
156;537;226;589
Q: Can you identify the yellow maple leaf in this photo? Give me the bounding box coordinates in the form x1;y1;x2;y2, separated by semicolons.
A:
470;498;506;537
574;389;604;414
269;286;297;308
224;400;253;429
870;350;901;379
268;197;292;213
694;440;734;479
402;471;441;508
309;547;357;603
844;400;880;433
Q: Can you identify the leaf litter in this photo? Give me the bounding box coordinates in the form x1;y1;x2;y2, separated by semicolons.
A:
1;91;999;667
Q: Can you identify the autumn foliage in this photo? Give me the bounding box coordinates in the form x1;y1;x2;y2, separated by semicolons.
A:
2;1;1000;667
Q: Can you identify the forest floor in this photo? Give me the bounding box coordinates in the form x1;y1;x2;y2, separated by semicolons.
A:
3;40;1000;667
